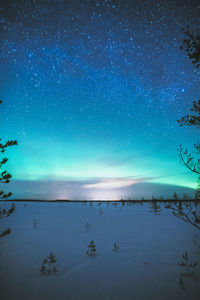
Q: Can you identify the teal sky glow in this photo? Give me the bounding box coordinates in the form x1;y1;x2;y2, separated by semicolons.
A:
1;0;199;199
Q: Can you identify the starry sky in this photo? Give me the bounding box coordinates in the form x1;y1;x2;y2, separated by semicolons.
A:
0;0;200;200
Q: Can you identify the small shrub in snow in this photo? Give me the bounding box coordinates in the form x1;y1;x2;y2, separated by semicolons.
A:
113;243;119;252
33;217;39;229
86;240;97;257
178;251;198;278
39;251;57;276
85;222;91;232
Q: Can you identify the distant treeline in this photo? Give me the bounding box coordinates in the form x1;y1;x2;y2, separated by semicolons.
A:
1;198;199;203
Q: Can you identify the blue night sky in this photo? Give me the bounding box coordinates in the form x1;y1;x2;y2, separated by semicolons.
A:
0;0;200;200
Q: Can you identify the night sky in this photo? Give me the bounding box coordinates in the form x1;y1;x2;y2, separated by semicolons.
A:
1;0;200;200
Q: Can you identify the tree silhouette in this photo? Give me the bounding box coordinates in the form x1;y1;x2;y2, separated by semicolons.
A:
177;100;200;128
0;100;17;241
180;28;200;69
178;29;200;197
0;100;17;199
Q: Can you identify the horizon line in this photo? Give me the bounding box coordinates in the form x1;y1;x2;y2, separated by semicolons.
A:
1;198;199;203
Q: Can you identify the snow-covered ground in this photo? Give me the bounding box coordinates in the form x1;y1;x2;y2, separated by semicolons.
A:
0;201;200;300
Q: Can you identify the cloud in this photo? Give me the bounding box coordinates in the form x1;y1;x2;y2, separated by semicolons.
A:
7;179;195;200
83;177;152;189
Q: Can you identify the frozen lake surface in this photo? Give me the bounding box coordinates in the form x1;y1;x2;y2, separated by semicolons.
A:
0;201;200;300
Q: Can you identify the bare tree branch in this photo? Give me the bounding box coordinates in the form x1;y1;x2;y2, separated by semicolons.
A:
178;145;200;175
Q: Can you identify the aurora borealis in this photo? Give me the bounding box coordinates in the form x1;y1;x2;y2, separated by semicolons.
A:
0;0;200;199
